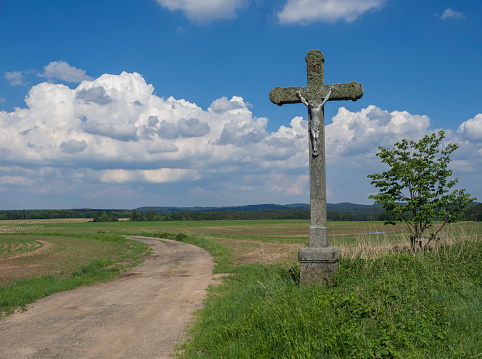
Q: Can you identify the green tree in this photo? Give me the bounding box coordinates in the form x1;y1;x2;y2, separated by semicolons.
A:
94;211;111;222
368;130;476;249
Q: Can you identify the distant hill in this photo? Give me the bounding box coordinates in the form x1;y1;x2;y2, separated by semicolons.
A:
136;202;384;214
326;202;385;214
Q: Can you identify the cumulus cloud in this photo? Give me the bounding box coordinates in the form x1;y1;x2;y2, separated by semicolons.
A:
1;68;479;208
278;0;385;24
159;118;210;139
0;175;33;186
154;0;246;22
5;71;24;85
99;168;199;183
326;105;431;158
39;61;92;82
209;96;245;113
439;8;465;20
457;114;482;142
83;120;138;142
0;71;304;173
60;139;88;154
216;117;268;146
76;86;112;105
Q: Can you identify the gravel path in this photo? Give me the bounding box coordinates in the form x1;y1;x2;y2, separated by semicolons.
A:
0;236;214;358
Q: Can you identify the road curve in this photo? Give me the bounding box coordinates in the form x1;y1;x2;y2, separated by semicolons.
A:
0;236;214;358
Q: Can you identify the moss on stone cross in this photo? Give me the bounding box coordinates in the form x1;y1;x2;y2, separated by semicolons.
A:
269;49;363;106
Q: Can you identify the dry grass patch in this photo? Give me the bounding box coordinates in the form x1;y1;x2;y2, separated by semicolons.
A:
212;237;302;265
0;235;125;286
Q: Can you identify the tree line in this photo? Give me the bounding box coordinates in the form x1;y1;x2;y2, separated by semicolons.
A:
1;205;479;222
0;209;131;221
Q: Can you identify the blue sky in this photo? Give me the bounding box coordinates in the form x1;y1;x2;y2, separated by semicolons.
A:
0;0;481;210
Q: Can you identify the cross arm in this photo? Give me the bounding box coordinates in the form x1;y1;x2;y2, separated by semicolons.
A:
330;81;364;102
270;86;306;106
270;81;363;106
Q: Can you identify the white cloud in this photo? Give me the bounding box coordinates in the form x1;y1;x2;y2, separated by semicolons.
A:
216;117;268;146
209;96;245;113
457;114;482;142
0;69;479;208
326;105;431;158
440;8;465;20
60;139;88;154
154;0;246;22
99;168;199;183
0;71;305;177
5;71;24;85
39;61;92;83
158;118;210;139
278;0;385;24
0;175;33;186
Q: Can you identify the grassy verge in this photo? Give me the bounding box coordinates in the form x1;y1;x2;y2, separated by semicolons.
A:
0;232;150;318
169;232;481;358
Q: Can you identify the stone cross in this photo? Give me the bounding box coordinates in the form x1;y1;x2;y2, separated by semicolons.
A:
270;50;363;285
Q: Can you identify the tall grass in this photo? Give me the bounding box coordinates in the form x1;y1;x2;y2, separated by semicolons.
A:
177;227;481;358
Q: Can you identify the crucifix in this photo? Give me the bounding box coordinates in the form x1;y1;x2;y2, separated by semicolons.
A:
270;50;363;285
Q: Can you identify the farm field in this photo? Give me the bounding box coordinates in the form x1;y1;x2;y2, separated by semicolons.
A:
0;229;150;317
1;218;481;357
2;219;479;265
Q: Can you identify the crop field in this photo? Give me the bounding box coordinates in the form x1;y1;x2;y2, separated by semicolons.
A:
0;237;43;259
1;219;480;267
0;229;150;317
0;233;148;286
1;218;480;357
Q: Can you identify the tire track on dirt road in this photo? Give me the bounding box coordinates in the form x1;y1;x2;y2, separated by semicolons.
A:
0;236;215;359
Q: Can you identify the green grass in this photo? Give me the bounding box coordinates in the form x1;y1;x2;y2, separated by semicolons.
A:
0;232;150;317
0;237;42;258
176;236;481;358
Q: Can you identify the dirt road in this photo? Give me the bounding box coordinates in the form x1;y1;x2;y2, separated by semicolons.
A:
0;236;215;358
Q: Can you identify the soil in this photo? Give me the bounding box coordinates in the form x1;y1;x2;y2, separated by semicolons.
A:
0;236;215;358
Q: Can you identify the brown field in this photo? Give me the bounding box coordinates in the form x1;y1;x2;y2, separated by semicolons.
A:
0;219;479;273
0;234;129;286
212;221;480;265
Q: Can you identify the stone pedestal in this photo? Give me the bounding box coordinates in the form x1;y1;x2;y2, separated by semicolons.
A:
298;247;339;286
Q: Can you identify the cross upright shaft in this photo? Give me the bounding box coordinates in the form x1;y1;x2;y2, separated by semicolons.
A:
270;50;363;249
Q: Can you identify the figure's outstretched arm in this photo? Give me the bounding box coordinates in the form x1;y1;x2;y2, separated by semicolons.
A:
296;91;309;107
320;86;334;107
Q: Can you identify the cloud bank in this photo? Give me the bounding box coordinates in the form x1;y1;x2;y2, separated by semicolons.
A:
1;70;480;208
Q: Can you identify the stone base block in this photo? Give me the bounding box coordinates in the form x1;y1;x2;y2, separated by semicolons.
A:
298;247;339;286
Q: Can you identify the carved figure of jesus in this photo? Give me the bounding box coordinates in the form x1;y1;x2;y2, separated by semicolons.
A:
297;86;333;156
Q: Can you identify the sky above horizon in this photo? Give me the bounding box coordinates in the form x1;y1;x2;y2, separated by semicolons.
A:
0;0;481;210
